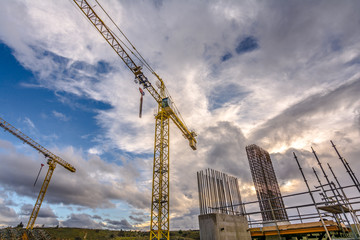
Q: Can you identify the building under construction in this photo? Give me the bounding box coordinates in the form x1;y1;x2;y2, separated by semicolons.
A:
197;142;360;240
246;143;360;240
246;144;288;223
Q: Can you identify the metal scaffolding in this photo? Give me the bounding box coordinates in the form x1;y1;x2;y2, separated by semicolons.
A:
243;142;360;240
197;168;244;215
246;144;289;222
241;183;360;239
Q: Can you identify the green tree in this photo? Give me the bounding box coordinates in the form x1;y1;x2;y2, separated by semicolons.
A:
16;222;24;228
118;230;125;236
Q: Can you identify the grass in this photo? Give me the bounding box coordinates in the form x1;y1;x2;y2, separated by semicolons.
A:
42;228;200;240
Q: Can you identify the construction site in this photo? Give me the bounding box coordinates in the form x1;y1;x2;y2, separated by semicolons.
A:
197;144;360;240
0;1;360;240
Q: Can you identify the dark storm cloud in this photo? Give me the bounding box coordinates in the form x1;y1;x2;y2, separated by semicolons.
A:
0;141;48;198
209;83;249;110
235;36;259;55
20;204;57;218
129;215;143;223
92;215;102;220
129;211;146;223
104;219;133;230
20;204;33;216
152;0;163;9
0;140;149;210
0;203;18;219
259;0;360;55
221;52;233;62
249;78;360;149
347;55;360;66
62;214;133;230
19;204;59;226
62;213;102;229
269;142;358;195
3;198;17;206
271;148;315;182
0;203;19;226
199;121;250;180
170;207;200;230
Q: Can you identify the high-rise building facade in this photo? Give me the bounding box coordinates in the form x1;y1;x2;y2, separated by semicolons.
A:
246;144;288;222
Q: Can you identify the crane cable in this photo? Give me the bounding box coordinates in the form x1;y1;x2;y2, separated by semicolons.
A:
69;0;155;76
94;0;157;75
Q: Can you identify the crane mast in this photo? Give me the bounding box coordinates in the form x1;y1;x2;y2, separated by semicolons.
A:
72;1;197;239
0;117;76;229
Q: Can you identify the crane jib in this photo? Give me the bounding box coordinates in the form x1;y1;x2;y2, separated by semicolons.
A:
0;118;76;172
72;0;196;145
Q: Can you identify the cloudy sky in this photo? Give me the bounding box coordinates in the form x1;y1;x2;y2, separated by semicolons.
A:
0;0;360;230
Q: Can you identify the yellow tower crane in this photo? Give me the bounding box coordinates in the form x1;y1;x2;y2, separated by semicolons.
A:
0;116;76;229
71;1;197;239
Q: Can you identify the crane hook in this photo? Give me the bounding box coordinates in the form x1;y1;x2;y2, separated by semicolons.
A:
139;87;145;118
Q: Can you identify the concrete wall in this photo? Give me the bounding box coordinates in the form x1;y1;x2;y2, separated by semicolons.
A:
199;213;252;240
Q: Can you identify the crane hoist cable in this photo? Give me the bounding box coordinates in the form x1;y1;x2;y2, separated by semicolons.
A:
93;0;156;75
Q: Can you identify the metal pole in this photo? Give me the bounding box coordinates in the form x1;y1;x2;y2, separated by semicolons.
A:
331;140;360;193
268;198;282;240
296;207;303;223
328;163;360;239
313;168;344;231
293;152;332;240
197;171;204;215
313;168;331;204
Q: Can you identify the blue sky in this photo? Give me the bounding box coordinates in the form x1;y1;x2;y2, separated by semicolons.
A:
0;42;136;228
0;43;102;150
1;0;360;230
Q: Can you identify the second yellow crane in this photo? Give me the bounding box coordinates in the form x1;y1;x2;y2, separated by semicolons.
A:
0;116;76;229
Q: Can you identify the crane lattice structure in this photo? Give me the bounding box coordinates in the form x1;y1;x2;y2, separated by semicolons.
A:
0;116;76;229
71;1;197;239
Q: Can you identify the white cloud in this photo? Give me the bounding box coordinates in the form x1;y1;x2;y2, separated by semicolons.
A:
87;147;102;155
23;117;35;129
52;111;70;122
